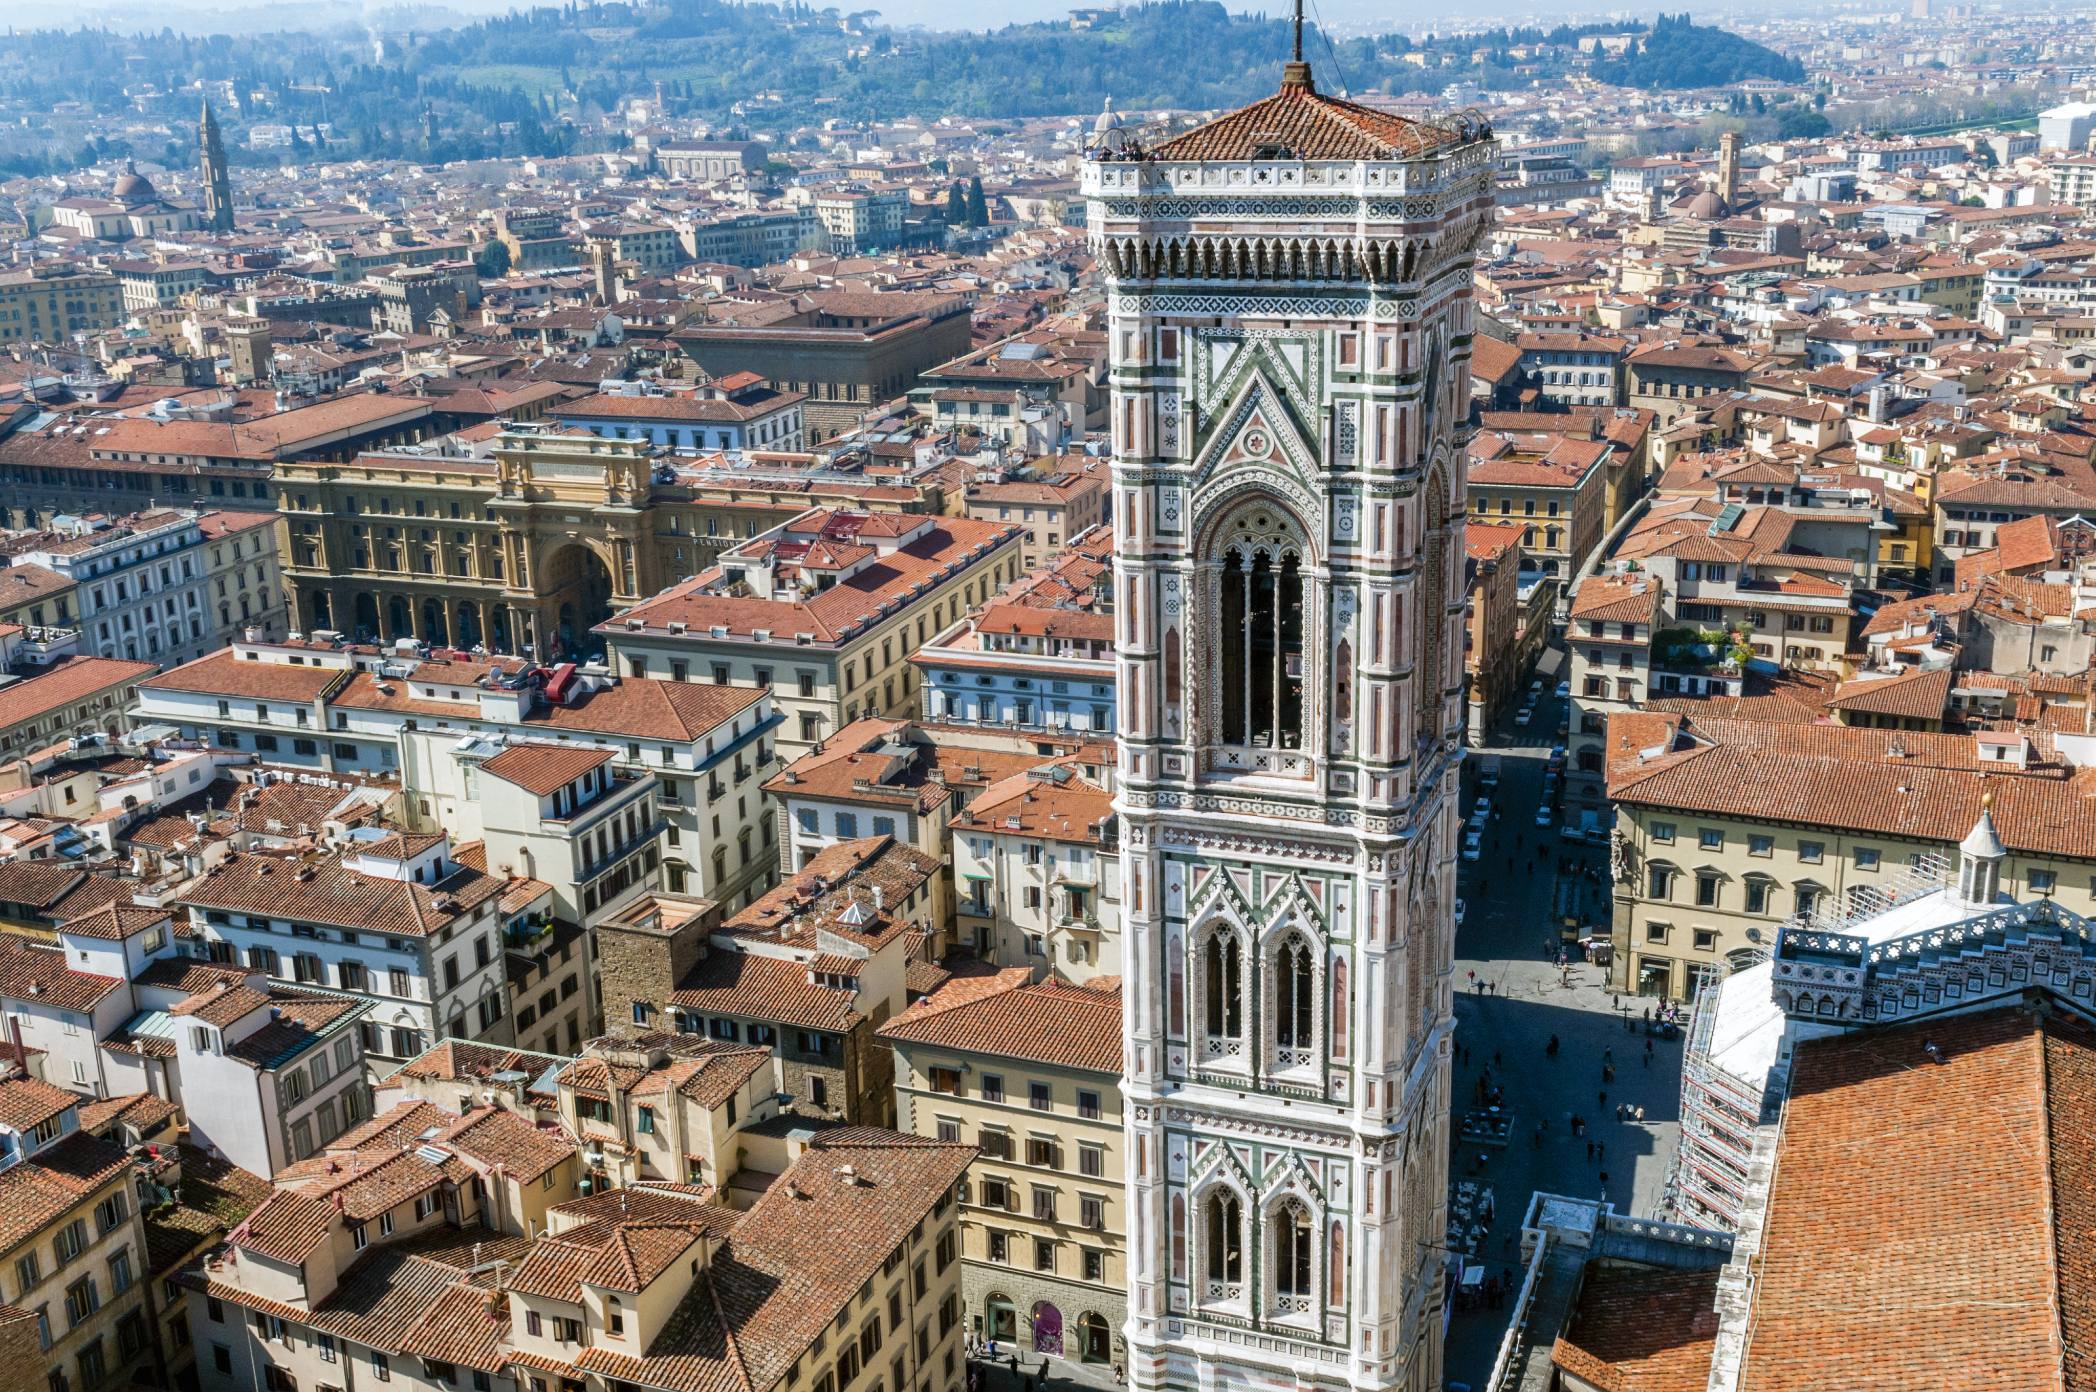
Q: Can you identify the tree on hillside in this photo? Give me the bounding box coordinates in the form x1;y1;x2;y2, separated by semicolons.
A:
945;181;967;224
965;175;987;226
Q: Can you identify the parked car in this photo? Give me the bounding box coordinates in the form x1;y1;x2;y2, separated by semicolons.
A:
1515;705;1535;727
1555;681;1570;700
1535;804;1553;828
1473;796;1492;822
1454;898;1468;927
1462;829;1483;861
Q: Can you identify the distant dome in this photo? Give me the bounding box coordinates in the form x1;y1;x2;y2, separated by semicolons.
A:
1092;96;1129;155
112;163;157;206
1684;187;1728;220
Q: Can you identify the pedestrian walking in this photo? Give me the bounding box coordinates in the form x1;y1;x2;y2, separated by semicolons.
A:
1598;1170;1609;1190
1585;1140;1594;1161
1598;1089;1608;1109
1646;1037;1655;1056
1603;1047;1614;1066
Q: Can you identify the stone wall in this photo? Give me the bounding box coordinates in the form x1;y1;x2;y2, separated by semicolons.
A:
964;1262;1126;1369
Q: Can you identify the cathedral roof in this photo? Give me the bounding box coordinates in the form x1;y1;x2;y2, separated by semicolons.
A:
1152;65;1463;162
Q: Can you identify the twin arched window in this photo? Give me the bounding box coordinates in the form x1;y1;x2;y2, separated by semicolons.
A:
1196;1187;1323;1317
1194;923;1326;1074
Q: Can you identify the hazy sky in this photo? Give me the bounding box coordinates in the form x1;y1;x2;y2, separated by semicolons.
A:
0;0;1720;35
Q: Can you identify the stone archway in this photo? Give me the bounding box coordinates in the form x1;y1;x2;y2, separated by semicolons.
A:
984;1294;1016;1344
539;543;616;659
304;591;333;634
420;598;450;647
1073;1312;1110;1364
353;593;380;642
1030;1301;1061;1356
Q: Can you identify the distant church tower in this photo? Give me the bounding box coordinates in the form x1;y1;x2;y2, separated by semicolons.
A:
1084;14;1495;1392
199;98;234;234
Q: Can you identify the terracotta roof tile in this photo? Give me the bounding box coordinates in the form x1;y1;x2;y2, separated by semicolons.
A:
481;742;617;798
1740;1007;2094;1391
0;1131;130;1256
879;973;1121;1074
1152;76;1462;161
178;850;503;939
1551;1263;1720;1392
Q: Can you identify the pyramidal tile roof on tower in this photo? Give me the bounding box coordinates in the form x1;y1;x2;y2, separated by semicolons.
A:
1152;65;1463;162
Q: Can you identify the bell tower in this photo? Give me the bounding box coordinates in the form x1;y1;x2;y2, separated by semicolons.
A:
199;98;235;235
1083;28;1495;1392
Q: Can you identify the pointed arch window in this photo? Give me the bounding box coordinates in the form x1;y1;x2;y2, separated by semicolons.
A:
1269;1199;1314;1315
1218;543;1305;750
1272;931;1317;1069
1201;931;1244;1056
1202;1190;1244;1302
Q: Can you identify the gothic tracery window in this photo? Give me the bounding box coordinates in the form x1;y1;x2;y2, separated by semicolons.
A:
1270;1199;1314;1312
1202;930;1244;1048
1204;1190;1244;1296
1217;528;1306;751
1272;931;1316;1068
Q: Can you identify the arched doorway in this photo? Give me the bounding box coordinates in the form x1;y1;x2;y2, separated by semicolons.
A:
385;595;411;641
1073;1312;1110;1364
353;593;380;642
420;598;450;647
1030;1301;1061;1356
540;544;615;659
305;591;332;633
984;1294;1016;1345
455;602;484;651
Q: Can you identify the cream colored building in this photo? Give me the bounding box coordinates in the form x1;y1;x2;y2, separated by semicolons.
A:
553;1032;781;1194
1606;711;2096;1000
604;508;1026;755
880;973;1127;1369
951;766;1122;983
0;1079;155;1391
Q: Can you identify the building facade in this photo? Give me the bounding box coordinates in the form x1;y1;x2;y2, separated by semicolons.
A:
881;974;1128;1368
1085;61;1494;1392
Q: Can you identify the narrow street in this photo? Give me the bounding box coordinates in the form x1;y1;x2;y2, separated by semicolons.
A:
1441;683;1686;1389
